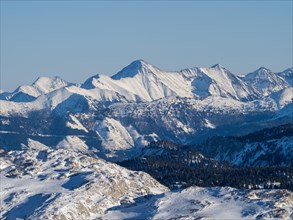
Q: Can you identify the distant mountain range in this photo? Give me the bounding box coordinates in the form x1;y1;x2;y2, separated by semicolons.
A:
0;60;292;161
1;60;292;103
1;60;293;219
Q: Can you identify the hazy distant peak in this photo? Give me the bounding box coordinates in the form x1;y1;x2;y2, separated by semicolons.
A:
243;66;289;96
32;76;65;86
210;64;225;69
31;76;70;93
277;67;293;86
278;67;293;76
244;67;274;80
257;67;272;72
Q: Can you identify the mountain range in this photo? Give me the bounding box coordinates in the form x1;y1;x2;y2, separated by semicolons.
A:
1;60;292;160
1;60;293;219
1;60;292;103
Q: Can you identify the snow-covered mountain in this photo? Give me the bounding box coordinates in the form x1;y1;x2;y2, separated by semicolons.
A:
1;60;293;219
194;123;293;167
278;67;293;86
1;76;72;102
1;61;291;105
0;141;168;219
181;64;258;101
243;67;289;96
81;60;259;102
0;60;292;161
82;59;193;102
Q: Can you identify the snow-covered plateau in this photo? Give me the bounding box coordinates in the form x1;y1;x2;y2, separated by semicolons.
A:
1;60;292;219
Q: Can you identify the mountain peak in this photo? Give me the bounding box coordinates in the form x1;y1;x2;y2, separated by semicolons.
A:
210;64;225;69
81;74;101;89
111;59;160;80
257;67;271;72
277;68;293;86
132;59;149;66
278;67;293;75
245;67;273;80
32;76;63;86
30;76;70;94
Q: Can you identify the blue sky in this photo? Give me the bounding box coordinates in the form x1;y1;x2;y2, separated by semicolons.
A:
1;1;292;91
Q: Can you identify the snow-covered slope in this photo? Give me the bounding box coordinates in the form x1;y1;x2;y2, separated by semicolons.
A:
82;60;193;102
81;60;259;102
243;67;289;96
270;87;293;109
103;186;293;220
232;137;293;166
1;76;72;102
0;60;292;161
0;142;168;219
2;61;291;105
1;141;292;219
181;64;257;101
195;123;293;167
1;94;291;160
278;68;293;86
1;60;293;219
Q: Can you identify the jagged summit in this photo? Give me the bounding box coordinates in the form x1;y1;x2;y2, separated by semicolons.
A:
243;67;288;96
111;59;161;80
210;64;225;69
1;60;292;104
245;67;272;78
243;67;277;83
12;76;70;93
32;75;63;85
258;66;270;71
31;76;69;92
0;75;72;102
81;74;101;89
277;68;293;86
277;67;293;77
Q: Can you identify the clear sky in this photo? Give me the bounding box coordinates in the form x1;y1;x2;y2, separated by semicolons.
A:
1;1;292;92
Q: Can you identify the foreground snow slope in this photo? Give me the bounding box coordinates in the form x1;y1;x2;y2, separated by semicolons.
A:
1;140;293;220
0;141;168;220
101;186;293;220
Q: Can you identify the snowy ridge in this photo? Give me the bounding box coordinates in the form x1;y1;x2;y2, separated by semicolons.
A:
243;67;289;96
1;60;293;219
270;87;293;109
195;123;293;167
180;64;257;101
1;76;72;102
1;60;291;110
277;68;293;86
0;60;292;159
81;60;264;102
83;60;193;101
